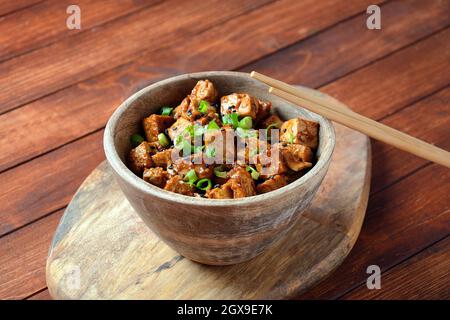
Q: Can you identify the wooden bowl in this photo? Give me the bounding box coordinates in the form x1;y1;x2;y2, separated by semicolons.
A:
103;71;335;265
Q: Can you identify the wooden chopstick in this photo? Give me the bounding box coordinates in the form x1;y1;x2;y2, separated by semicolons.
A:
250;71;450;168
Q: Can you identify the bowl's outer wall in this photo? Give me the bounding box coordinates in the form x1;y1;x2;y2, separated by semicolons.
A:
104;72;335;265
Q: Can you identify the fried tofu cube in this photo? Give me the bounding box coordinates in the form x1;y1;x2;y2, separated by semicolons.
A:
255;99;272;124
221;93;259;119
167;117;192;141
173;154;214;180
281;144;313;171
207;184;233;199
226;167;256;198
254;143;288;179
190;79;218;103
143;167;169;188
280;117;319;149
164;175;194;196
142;114;174;142
151;148;173;169
256;175;287;194
128;142;153;175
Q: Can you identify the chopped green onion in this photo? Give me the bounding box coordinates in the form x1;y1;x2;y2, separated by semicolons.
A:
238;116;253;129
157;133;170;147
196;178;212;191
207;120;220;131
160;106;173;116
198;100;209;114
185;124;205;137
175;135;191;151
184;169;198;185
236;127;257;138
130;134;144;148
192;145;204;153
214;166;227;178
205;146;216;158
288;132;295;144
246;166;260;180
222;113;239;129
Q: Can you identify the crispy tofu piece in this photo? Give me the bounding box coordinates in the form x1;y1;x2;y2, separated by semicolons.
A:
236;136;265;165
164;175;194;196
190;79;218;103
173;85;218;121
128;142;153;175
207;183;233;199
151;148;173;169
143;167;169;188
226;167;256;198
281;144;313;171
167;117;192;141
221;93;259;119
194;111;221;126
173;95;204;121
204;127;236;164
280;117;319;149
221;93;271;121
173;154;214;180
148;141;166;155
256;175;287;194
254;143;288;179
255;99;272;124
142;114;174;142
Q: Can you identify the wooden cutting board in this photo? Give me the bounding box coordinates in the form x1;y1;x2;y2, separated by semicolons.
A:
46;123;371;299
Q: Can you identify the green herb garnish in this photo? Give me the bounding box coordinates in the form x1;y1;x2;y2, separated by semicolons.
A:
196;178;212;191
205;146;216;158
207;120;220;131
198;100;209;114
238;116;253;130
130;134;144;148
222;113;239;129
184;169;198;185
160;106;173;116
246;166;260;180
213;165;227;178
157;133;170;147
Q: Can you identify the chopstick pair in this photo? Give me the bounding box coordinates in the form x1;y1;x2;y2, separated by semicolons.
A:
250;71;450;168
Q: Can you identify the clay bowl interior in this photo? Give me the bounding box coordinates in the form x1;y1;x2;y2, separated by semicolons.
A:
104;71;335;265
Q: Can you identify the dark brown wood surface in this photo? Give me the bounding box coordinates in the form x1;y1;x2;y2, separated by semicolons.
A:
0;0;448;300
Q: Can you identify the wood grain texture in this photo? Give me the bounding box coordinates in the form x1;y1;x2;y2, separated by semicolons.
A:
242;0;450;88
298;163;450;299
0;0;448;300
342;236;450;300
0;0;160;62
2;22;447;238
0;0;272;114
27;289;52;300
0;0;438;173
370;86;450;192
46;123;370;299
0;0;376;114
0;0;41;16
0;210;63;300
0;131;104;236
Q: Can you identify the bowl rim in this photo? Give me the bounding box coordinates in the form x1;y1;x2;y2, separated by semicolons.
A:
104;71;336;207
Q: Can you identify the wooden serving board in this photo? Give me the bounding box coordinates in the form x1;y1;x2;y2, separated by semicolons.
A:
46;123;371;299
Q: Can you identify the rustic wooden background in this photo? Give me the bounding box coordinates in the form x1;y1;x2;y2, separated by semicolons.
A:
0;0;449;300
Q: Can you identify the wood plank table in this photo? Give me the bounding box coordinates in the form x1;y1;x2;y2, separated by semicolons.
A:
0;0;449;300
